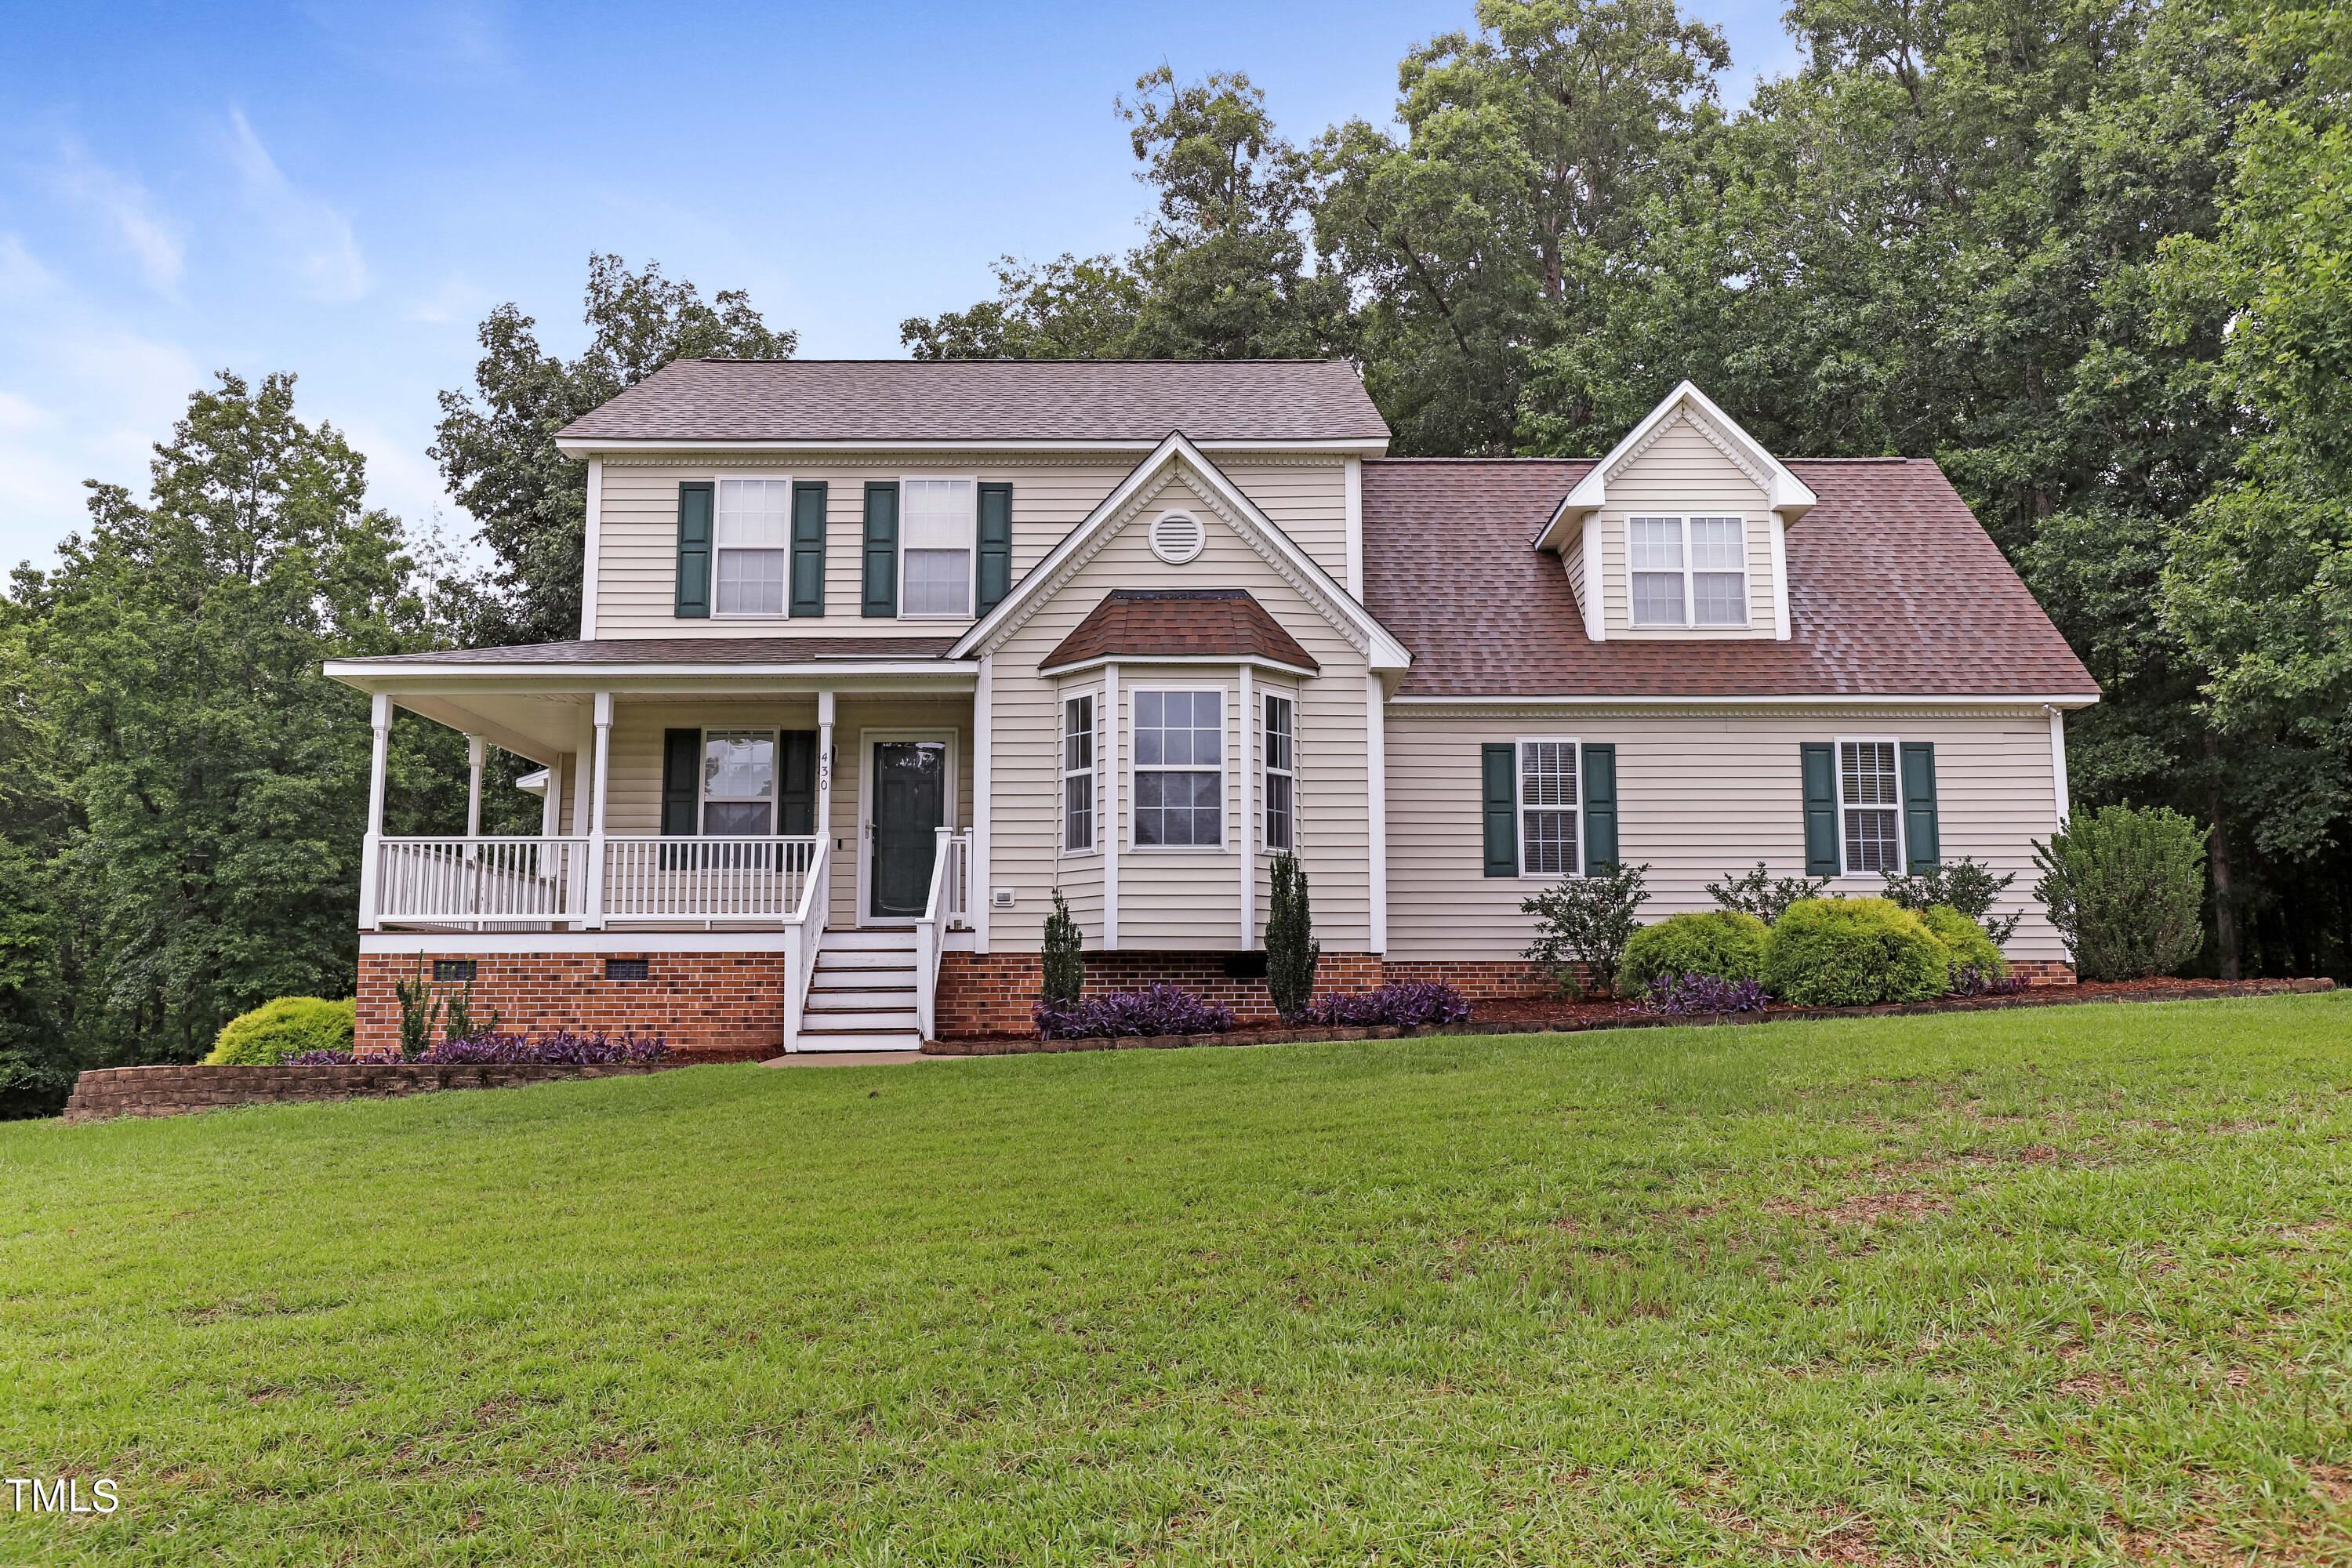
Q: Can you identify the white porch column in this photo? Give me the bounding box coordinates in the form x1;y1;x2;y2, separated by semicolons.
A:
972;656;992;952
1102;661;1120;952
1366;673;1388;956
815;689;836;839
1238;664;1255;948
539;755;564;838
464;735;485;838
585;691;613;929
358;691;391;931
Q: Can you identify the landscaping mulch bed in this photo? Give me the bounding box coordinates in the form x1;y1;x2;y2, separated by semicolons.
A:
924;975;2336;1057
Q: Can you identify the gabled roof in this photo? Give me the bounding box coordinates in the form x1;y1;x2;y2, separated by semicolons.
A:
1040;590;1320;673
554;359;1392;448
1363;457;2098;701
1534;381;1817;550
951;432;1412;671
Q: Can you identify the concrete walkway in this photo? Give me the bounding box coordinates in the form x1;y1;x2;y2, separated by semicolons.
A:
758;1050;938;1069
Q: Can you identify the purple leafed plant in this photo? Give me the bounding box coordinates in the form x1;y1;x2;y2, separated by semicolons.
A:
419;1028;670;1064
1295;982;1472;1029
1951;964;2028;998
288;1049;356;1065
1638;972;1773;1015
1033;985;1236;1040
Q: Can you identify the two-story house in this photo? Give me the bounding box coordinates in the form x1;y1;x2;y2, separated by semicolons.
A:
325;361;2097;1057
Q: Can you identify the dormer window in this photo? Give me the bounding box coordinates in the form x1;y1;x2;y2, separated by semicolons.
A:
1629;516;1748;628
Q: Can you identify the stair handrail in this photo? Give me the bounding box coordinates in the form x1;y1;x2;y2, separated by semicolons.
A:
782;837;829;1051
912;827;964;1042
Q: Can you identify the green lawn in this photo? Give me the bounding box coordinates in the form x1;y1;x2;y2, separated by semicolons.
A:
4;998;2350;1566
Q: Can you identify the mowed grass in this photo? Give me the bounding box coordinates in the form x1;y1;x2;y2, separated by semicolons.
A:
3;999;2350;1566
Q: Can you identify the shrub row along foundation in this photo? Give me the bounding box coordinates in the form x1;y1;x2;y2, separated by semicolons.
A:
62;1062;670;1122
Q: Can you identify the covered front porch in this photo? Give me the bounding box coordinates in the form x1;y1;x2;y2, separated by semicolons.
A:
325;647;985;1051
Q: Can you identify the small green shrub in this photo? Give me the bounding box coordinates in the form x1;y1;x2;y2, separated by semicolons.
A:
1042;890;1084;1004
1704;862;1830;924
1880;857;2022;946
205;997;357;1065
1265;852;1321;1022
2032;805;2207;981
1760;898;1947;1007
1619;911;1770;992
1521;863;1650;997
394;956;439;1061
1918;905;2007;988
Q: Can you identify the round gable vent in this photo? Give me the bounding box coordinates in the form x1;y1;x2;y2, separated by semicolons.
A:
1149;509;1206;565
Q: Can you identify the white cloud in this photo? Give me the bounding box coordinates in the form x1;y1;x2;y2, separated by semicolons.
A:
223;107;372;302
408;271;485;325
0;234;56;299
299;1;509;84
50;140;186;292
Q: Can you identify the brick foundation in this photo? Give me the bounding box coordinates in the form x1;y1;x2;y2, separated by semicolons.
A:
2010;960;2078;986
357;953;786;1062
936;950;1386;1036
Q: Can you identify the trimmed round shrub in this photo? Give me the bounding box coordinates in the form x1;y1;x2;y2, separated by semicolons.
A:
1760;898;1946;1007
1919;904;2007;989
205;997;356;1065
1619;910;1770;991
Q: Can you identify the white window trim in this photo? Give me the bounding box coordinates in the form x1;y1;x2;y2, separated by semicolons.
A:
1627;514;1751;630
1059;688;1098;858
1834;733;1906;878
1261;688;1297;854
699;726;781;836
1515;735;1584;880
708;472;795;621
1127;683;1230;853
895;472;980;622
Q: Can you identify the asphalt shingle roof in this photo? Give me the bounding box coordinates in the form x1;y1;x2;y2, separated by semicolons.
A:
1039;590;1321;673
1359;457;2097;699
557;359;1391;445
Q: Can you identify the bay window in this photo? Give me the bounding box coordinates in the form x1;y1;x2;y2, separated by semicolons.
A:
1062;694;1095;852
1262;693;1294;851
1133;689;1222;848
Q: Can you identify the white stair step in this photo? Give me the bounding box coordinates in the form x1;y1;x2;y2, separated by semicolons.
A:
808;985;915;1004
816;952;917;972
820;929;920;951
795;1029;924;1051
800;1007;918;1029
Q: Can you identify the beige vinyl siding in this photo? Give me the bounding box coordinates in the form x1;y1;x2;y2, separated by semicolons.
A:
1595;416;1777;638
1384;709;2067;963
984;466;1372;952
597;699;822;834
591;452;1352;639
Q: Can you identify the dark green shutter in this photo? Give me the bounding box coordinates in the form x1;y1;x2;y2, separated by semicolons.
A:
1900;742;1940;873
861;482;898;618
1581;743;1617;876
1481;743;1518;877
661;729;699;836
673;482;713;619
777;731;817;835
789;482;827;618
976;481;1013;615
1800;742;1838;877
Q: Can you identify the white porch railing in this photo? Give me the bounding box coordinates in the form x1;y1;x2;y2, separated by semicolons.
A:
601;837;820;925
373;837;590;927
782;838;829;1051
369;836;822;929
912;829;972;1040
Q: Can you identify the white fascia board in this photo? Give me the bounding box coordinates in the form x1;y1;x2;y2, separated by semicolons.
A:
1037;653;1319;681
1533;380;1819;550
1388;691;2103;710
949;431;1414;671
323;659;978;690
554;436;1392;459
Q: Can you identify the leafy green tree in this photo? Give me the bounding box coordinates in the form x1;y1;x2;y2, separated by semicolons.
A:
435;254;796;644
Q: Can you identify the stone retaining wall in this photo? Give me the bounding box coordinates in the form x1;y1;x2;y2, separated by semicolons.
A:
62;1061;670;1123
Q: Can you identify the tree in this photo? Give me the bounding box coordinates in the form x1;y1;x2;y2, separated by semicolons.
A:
434;255;796;644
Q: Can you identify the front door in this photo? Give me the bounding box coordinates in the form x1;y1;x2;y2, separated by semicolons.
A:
869;740;947;920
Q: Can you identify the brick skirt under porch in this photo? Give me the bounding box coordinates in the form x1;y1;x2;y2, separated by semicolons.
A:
356;952;785;1062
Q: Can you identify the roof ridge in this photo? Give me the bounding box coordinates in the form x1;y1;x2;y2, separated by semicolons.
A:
669;357;1360;368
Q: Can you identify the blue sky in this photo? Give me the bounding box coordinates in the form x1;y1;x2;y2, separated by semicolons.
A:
0;1;1802;571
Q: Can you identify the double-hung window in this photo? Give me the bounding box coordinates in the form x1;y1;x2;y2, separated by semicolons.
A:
1262;694;1294;852
1628;516;1748;627
1519;740;1580;877
900;477;975;617
714;479;790;615
701;730;777;835
1062;695;1095;852
1838;740;1902;873
1133;690;1221;848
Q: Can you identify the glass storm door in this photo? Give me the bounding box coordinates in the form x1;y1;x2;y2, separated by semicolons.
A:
869;741;946;919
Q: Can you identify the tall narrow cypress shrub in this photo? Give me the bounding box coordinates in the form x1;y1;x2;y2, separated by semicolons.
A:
1042;890;1084;1004
1266;852;1320;1022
